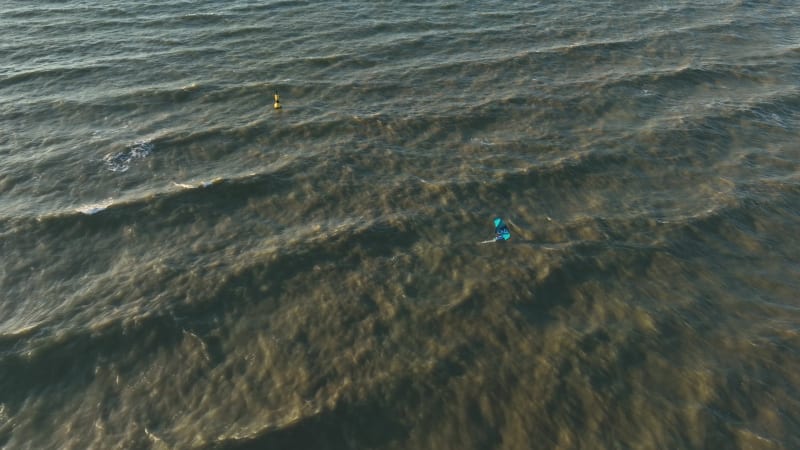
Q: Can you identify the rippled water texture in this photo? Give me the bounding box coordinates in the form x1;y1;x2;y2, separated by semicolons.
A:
1;1;799;449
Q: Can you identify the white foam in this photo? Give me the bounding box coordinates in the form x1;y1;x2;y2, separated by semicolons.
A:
172;177;224;189
77;198;114;215
103;140;154;172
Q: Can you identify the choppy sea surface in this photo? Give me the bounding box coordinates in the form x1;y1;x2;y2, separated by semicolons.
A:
1;1;799;449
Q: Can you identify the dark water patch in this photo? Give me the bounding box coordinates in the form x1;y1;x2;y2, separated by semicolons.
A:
0;208;431;447
647;304;800;448
213;400;408;450
208;375;420;450
0;313;186;411
514;241;662;326
0;64;115;92
204;294;542;450
664;190;794;264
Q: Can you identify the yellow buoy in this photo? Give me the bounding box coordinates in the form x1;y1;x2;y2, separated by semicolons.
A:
273;90;282;110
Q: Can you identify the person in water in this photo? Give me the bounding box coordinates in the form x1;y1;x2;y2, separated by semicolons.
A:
494;217;511;242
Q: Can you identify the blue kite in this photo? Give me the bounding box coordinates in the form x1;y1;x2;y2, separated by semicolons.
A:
494;217;511;242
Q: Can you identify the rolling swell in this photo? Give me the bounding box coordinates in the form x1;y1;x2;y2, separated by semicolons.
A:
0;209;425;448
18;167;300;230
197;213;793;449
3;170;798;448
3;0;800;448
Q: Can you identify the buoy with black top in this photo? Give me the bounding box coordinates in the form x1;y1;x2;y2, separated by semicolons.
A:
273;90;282;110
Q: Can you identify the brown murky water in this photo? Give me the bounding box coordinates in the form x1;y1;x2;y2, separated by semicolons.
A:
1;1;799;448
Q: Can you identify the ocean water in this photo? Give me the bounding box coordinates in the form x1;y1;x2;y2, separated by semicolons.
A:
1;1;799;448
